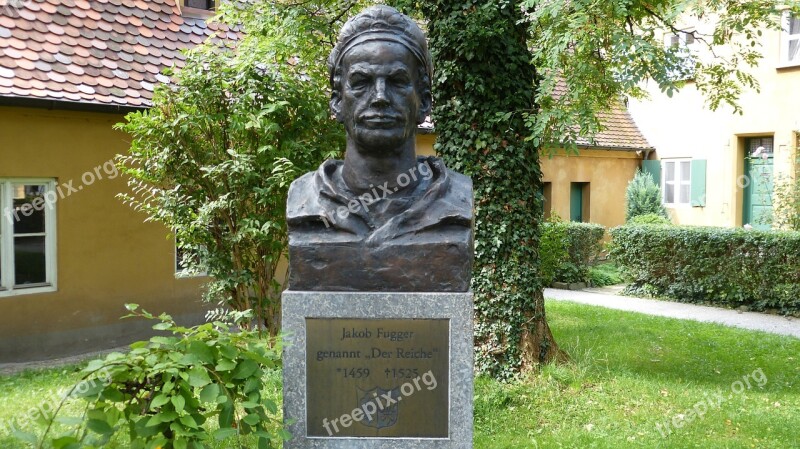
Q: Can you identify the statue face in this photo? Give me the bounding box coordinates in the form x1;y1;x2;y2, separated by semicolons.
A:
334;40;426;156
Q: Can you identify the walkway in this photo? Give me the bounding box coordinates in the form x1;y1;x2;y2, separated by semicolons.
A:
544;287;800;339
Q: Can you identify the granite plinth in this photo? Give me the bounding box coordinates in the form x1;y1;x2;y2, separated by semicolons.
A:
282;291;474;449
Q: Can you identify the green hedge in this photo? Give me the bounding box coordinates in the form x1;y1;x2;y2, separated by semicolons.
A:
610;225;800;315
542;220;605;284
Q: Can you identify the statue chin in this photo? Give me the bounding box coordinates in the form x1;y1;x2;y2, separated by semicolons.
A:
351;127;413;156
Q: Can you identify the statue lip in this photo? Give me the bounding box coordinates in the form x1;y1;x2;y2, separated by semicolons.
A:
361;114;402;123
360;114;403;127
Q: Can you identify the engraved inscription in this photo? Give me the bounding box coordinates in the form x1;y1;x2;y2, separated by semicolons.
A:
306;318;449;438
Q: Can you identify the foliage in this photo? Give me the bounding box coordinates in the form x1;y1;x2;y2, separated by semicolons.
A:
374;1;795;376
628;212;673;225
588;262;624;287
115;1;347;335
542;217;605;284
539;216;570;287
610;224;800;314
15;305;283;449
625;170;669;221
562;221;605;282
524;0;800;151
767;151;800;231
391;0;558;377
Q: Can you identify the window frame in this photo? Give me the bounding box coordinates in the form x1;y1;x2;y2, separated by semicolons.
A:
780;11;800;67
662;159;692;207
0;179;58;297
664;30;697;80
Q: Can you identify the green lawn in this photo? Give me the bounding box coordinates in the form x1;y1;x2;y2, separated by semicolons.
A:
2;301;798;448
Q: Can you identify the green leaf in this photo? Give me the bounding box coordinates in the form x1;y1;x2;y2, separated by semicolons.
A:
199;384;219;403
150;393;170;409
87;418;114;435
188;366;212;388
11;430;38;444
214;427;238;440
152;322;172;331
215;359;237;372
172;394;186;413
242;413;260;426
179;414;199;429
219;402;234;429
232;359;259;379
52;436;81;449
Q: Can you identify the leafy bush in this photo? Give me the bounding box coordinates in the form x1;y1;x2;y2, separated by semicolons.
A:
539;216;570;286
115;1;345;335
610;225;800;314
541;216;605;284
628;213;672;225
625;170;668;221
767;152;800;231
20;306;284;449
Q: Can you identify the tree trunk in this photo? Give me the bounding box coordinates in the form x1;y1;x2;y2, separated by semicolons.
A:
409;0;566;376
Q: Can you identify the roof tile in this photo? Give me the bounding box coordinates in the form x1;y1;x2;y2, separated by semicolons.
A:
1;0;229;108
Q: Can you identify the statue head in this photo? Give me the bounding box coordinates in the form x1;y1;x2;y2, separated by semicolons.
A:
328;5;433;156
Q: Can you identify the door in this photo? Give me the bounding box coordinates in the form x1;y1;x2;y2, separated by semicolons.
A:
743;138;774;230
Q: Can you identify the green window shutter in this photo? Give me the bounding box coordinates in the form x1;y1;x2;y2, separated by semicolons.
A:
642;160;661;185
690;159;707;207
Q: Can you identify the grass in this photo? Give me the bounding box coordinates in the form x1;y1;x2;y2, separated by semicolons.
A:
2;301;798;448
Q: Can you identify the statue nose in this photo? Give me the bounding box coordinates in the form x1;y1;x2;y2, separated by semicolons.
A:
371;78;390;106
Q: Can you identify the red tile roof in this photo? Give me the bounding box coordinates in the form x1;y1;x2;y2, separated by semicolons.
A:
552;79;653;151
0;0;230;109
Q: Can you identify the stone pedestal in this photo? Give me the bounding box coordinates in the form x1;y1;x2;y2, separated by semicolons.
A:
282;291;473;449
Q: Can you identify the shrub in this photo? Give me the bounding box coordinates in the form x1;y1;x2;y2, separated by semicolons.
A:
625;170;668;221
115;1;346;335
539;216;570;286
610;225;800;314
628;213;672;225
768;153;800;231
541;216;605;284
19;306;284;449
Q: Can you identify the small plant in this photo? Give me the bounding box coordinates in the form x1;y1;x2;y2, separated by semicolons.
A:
18;305;285;449
628;213;672;225
625;170;668;221
588;262;624;287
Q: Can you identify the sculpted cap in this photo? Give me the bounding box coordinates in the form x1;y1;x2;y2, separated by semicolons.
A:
327;5;433;90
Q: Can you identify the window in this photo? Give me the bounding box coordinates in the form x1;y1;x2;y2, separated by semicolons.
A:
663;160;692;205
185;0;214;10
0;180;57;296
780;12;800;66
664;30;696;80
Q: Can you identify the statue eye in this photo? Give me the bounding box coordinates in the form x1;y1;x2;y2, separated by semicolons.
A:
348;74;369;89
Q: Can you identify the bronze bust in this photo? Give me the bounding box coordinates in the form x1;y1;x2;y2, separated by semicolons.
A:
287;5;473;291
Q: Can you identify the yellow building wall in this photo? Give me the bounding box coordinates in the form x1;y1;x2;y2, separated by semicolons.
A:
0;106;208;362
540;149;641;228
416;133;641;229
628;23;800;227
